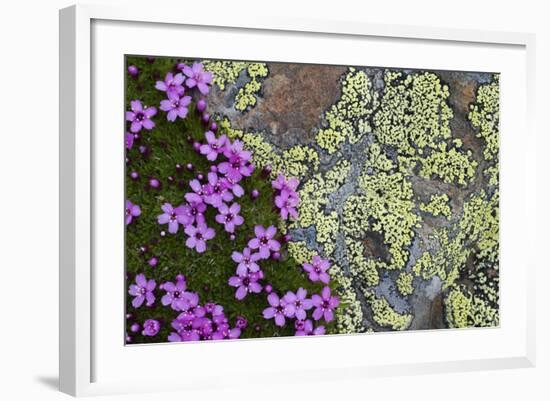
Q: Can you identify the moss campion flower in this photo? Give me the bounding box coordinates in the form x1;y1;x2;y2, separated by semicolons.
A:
248;225;281;259
155;72;185;96
311;286;339;322
181;62;213;95
231;247;261;276
125;199;141;225
160;92;192;122
295;319;326;336
228;271;262;300
128;273;156;308
200;131;228;161
302;255;331;284
157;203;187;234
215;203;244;233
185;223;215;253
283;288;313;320
142;319;161;336
126;100;157;133
262;292;293;327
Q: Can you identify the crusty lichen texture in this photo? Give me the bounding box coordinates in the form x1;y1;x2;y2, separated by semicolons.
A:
210;62;500;332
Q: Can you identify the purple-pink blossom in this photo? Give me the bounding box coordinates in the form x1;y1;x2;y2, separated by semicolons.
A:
181;62;213;95
248;225;280;259
200;131;228;161
125;132;134;150
160;275;187;310
157;203;187;233
215;203;244;233
184;222;215;253
128;273;156;308
262;292;293;327
126;100;157;133
203;173;234;207
311;286;339;322
295;319;326;336
231;247;261;276
228;271;262;300
272;173;299;193
160;92;191;122
283;288;313;320
155;72;185;96
218;140;254;183
302;255;331;284
274;189;299;220
180;199;206;227
142;319;161;336
125;199;141;225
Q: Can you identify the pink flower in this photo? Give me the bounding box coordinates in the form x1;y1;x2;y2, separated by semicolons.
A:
160;275;187;310
128;273;156;308
125;199;141;225
155;72;185;96
231;247;261;276
203;173;234;208
181;62;213;94
274;189;299;220
283;288;313;320
248;225;280;259
160;92;191;122
200;131;228;161
262;293;292;327
295;319;326;336
215;203;244;233
302;255;331;284
218;140;254;183
126;100;157;133
272;173;299;192
157;203;187;233
228;272;262;300
311;286;339;322
184;223;215;253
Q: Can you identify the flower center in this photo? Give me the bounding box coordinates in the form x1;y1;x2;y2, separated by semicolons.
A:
260;236;269;246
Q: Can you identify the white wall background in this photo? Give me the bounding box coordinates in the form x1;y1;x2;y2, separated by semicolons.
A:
0;0;547;400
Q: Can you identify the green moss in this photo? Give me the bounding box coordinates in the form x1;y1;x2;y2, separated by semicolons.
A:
420;194;452;219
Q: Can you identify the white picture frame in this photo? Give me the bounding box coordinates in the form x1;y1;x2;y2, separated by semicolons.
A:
59;3;536;397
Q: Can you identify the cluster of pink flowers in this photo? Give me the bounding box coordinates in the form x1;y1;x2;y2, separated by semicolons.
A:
261;254;338;336
165;275;241;342
272;173;300;220
154;119;256;254
127;273;242;342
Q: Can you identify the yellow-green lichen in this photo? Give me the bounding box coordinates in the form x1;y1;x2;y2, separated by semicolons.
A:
346;238;380;287
396;272;414;296
294;160;351;228
469;75;500;186
344;171;421;269
373;70;477;186
203;60;248;90
366;292;413;330
286;240;316;265
316;68;379;154
281;145;320;180
445;285;499;328
420;194;452;219
235;63;269;112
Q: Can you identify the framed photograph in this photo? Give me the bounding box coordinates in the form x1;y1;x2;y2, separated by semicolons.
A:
59;4;536;396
